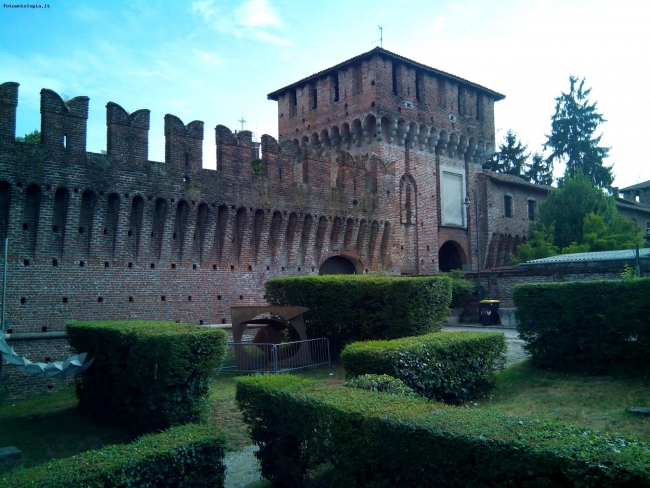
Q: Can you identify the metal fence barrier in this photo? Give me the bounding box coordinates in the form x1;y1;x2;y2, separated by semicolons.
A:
222;337;330;373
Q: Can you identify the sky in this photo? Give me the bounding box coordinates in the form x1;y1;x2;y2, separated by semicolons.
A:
1;0;648;189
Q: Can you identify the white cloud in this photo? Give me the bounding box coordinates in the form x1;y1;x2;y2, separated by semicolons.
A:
190;0;290;45
192;49;224;67
235;0;282;27
254;30;292;46
190;0;217;21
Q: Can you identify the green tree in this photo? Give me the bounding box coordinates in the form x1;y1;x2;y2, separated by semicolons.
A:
513;174;646;262
578;213;644;252
250;157;262;174
16;129;40;144
537;173;617;250
484;130;529;178
524;152;553;186
512;224;559;263
544;76;613;189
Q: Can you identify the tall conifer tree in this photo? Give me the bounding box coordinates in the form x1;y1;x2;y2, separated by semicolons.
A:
485;130;529;178
525;152;553;186
544;76;613;189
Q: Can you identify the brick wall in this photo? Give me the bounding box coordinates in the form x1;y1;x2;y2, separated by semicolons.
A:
0;52;511;399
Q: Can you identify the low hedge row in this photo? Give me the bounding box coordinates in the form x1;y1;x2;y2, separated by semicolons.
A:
1;423;227;487
66;321;228;433
514;279;650;373
236;374;650;487
341;332;506;404
265;275;452;357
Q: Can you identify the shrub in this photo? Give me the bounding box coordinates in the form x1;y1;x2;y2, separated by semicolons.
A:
1;423;227;487
446;269;476;309
344;374;415;397
265;275;451;357
236;374;650;488
341;331;506;404
514;279;650;374
66;321;228;433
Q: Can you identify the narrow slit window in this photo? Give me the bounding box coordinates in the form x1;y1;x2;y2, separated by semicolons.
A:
504;195;513;218
527;200;536;221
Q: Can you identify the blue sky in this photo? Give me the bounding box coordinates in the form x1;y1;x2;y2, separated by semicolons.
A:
1;0;648;188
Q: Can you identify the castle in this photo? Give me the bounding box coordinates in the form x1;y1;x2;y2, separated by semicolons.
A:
1;47;648;399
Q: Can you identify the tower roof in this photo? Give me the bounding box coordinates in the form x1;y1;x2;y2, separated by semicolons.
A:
267;47;505;101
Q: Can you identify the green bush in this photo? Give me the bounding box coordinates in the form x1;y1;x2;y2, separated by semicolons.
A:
344;374;415;397
1;423;227;487
514;279;650;374
66;321;228;433
341;332;506;404
446;269;476;308
236;374;650;487
265;275;451;357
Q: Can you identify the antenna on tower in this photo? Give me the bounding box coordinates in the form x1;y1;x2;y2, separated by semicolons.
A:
378;26;383;48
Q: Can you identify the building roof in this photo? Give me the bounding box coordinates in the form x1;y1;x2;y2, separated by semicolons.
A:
615;198;650;214
520;248;650;266
481;170;551;192
267;47;506;102
620;180;650;192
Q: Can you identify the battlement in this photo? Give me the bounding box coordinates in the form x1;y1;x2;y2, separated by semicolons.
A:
106;102;150;163
0;82;19;141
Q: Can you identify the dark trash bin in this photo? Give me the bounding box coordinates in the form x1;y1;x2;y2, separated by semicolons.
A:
479;300;500;326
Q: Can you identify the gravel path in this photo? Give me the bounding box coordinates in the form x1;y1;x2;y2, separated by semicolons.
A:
443;324;530;366
224;445;262;488
223;325;529;487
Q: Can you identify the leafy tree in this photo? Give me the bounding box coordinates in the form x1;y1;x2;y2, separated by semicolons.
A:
578;213;644;252
537;173;617;250
512;224;559;263
544;76;613;189
524;152;553;186
16;129;40;144
512;174;646;262
484;130;529;178
250;157;262;174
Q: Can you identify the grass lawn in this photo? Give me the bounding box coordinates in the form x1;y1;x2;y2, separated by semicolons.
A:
485;360;650;440
2;360;649;482
0;363;346;477
0;387;136;475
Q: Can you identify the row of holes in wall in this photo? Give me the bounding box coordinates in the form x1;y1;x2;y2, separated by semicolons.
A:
22;259;315;272
1;182;393;266
19;295;244;305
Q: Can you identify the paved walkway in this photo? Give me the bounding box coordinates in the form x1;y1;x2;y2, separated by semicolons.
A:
443;324;529;366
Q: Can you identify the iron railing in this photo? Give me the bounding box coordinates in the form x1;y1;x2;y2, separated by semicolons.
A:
222;338;330;373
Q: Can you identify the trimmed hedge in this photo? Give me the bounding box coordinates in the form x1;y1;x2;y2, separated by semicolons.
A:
66;321;228;433
236;374;650;487
341;331;506;404
1;423;227;487
514;279;650;373
265;275;452;357
344;374;415;397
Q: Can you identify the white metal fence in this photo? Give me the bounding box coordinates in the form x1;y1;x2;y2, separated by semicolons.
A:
222;338;330;373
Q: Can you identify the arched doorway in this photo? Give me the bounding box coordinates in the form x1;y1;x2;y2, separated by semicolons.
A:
438;241;466;272
319;255;358;275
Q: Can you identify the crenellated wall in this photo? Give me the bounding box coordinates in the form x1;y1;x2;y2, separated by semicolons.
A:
0;49;571;399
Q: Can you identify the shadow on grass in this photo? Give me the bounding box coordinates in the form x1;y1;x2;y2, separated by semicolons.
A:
0;388;135;475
